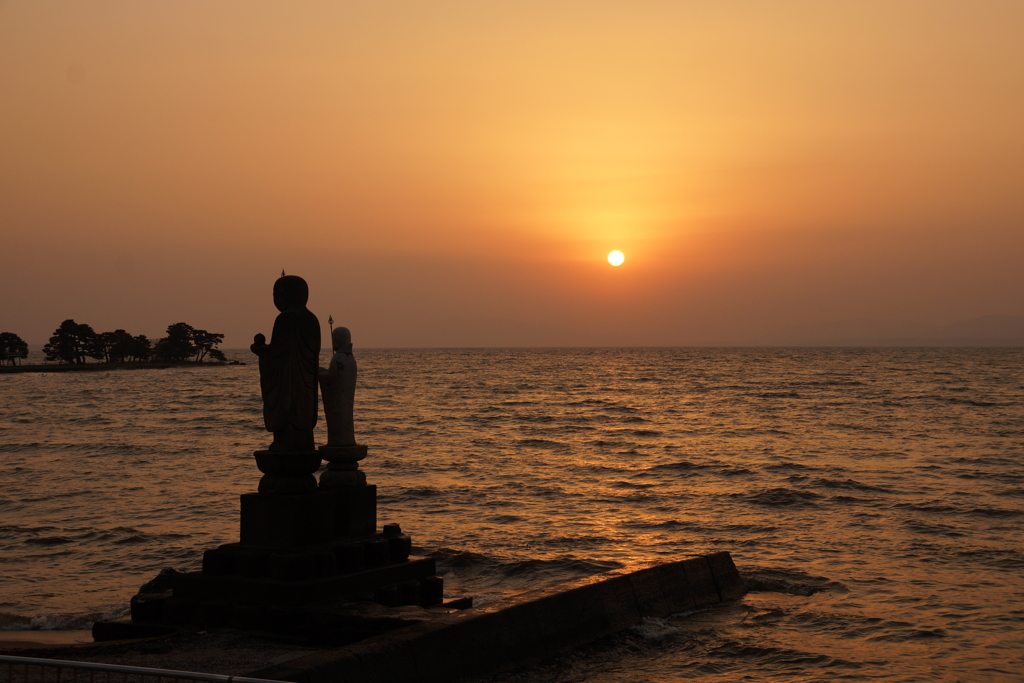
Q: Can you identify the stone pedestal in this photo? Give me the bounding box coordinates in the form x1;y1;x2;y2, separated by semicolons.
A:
319;444;368;488
240;491;335;547
146;444;442;633
323;485;377;537
254;449;321;494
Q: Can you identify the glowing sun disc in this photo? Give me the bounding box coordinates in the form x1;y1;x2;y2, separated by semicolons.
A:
607;250;625;266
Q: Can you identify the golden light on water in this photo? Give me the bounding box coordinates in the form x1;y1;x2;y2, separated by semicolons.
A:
607;251;625;266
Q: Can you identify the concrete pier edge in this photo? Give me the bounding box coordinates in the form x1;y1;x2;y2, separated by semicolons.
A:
250;551;745;683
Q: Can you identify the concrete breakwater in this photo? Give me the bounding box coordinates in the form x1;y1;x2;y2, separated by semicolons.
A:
250;551;744;683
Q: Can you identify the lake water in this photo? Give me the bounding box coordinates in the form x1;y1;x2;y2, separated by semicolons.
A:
2;347;1023;681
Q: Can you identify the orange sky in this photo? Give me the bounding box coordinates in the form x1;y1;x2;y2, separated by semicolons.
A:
2;0;1022;347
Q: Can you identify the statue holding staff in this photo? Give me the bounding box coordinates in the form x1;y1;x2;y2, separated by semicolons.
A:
251;274;321;452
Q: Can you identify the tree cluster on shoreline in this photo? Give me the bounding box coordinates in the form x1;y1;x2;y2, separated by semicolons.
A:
0;321;227;366
0;332;29;366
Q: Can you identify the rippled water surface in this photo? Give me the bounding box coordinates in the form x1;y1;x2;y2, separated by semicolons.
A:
2;348;1023;681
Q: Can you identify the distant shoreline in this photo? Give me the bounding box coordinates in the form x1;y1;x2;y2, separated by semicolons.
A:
0;361;245;374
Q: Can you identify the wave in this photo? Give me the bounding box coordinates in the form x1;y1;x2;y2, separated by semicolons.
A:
944;398;1001;407
953;548;1024;570
812;478;892;493
744;567;848;596
622;519;697;530
804;380;865;386
17;491;90;503
649;460;711;471
720;466;755;476
431;549;620;578
536;535;614;549
739;488;824;507
483;483;566;497
0;604;130;631
1;525;195;552
398;487;443;498
609;481;656;490
720;428;793;437
966;506;1023;518
763;462;821;472
866;626;946;642
630;615;689;641
589;439;639;448
514;438;569;449
23;536;75;545
0;442;45;452
902;520;965;537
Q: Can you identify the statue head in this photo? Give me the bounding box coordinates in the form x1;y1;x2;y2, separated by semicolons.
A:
273;275;309;312
332;326;353;353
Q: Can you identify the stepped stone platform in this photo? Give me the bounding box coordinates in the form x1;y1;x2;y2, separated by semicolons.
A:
95;446;445;642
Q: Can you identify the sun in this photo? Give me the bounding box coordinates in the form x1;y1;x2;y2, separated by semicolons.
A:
607;250;625;266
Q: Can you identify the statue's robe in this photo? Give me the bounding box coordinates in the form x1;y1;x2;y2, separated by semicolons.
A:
319;348;357;446
258;306;320;451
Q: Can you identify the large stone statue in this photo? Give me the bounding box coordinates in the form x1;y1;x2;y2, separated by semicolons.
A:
319;326;358;447
250;275;321;452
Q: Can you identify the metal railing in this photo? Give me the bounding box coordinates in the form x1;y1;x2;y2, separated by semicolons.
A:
0;656;284;683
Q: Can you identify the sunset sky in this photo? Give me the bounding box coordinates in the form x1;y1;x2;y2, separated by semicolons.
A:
2;1;1022;348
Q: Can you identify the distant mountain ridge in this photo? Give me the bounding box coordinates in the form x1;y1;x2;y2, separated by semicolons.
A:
763;314;1024;347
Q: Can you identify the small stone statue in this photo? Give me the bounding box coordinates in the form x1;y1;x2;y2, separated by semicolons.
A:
319;326;357;447
251;275;321;452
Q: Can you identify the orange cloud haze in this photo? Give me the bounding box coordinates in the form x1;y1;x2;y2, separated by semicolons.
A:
2;0;1022;347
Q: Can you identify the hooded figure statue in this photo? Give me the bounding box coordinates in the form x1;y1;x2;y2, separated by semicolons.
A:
319;326;358;447
250;275;321;452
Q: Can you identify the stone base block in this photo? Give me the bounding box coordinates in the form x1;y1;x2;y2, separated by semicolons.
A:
172;556;439;607
322;484;377;537
383;523;412;563
321;469;367;487
201;530;415;581
258;473;319;494
319;444;368;463
240;491;335;547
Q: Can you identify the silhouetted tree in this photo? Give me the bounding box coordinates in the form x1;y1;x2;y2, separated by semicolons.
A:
97;329;137;363
0;332;29;366
154;322;196;362
92;331;116;364
191;329;226;363
43;320;100;364
130;335;152;362
84;329;153;364
154;323;226;363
